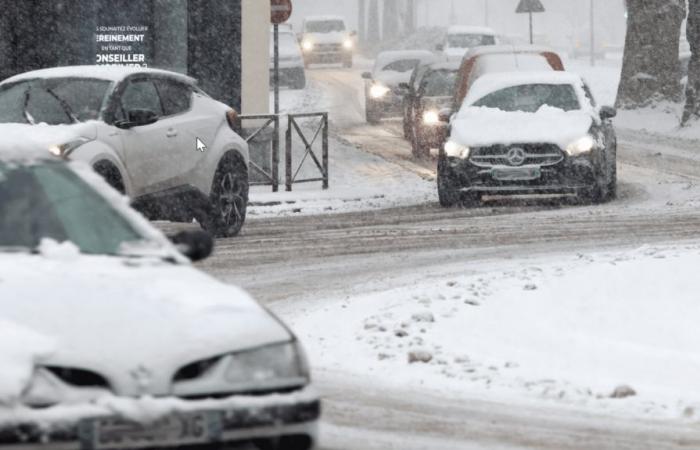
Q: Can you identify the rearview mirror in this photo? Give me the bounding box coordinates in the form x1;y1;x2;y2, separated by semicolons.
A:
117;109;159;129
438;108;453;123
170;230;214;262
361;72;372;80
600;106;617;120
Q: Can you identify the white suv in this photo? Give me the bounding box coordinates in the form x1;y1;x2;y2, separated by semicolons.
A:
0;66;249;237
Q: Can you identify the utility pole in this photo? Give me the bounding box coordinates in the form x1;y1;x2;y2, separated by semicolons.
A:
589;0;595;67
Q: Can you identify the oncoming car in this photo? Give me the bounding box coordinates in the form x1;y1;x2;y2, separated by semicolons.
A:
438;72;617;207
0;66;249;237
299;16;355;68
363;50;443;124
0;133;320;450
401;61;460;158
271;26;306;90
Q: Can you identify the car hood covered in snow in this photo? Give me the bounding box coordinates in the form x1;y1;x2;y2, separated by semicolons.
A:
0;249;292;399
451;106;594;149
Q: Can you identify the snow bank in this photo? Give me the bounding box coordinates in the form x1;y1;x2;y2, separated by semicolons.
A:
286;244;700;420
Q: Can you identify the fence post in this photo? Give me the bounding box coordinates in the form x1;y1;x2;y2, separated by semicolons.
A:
322;113;329;190
285;115;293;192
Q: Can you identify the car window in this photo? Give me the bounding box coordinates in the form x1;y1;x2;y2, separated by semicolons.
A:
472;84;581;112
422;70;458;97
155;79;192;116
121;79;164;117
381;59;421;73
25;88;72;125
0;163;144;255
448;34;496;48
581;82;597;107
305;20;345;33
50;79;111;121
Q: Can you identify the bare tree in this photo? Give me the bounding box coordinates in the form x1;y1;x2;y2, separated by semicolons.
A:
617;0;686;109
684;0;700;124
367;0;380;43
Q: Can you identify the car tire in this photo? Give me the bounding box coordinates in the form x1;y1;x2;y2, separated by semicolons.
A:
366;100;382;125
437;162;461;207
93;161;125;195
202;155;249;238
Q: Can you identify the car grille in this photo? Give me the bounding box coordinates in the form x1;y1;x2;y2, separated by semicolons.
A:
315;43;342;52
470;144;564;168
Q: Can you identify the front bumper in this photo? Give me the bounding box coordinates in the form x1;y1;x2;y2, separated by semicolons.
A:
441;155;599;196
0;391;320;450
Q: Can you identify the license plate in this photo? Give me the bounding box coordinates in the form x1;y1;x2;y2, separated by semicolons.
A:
491;166;541;181
81;412;222;450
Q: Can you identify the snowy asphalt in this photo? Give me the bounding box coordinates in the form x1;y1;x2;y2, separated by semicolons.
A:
192;67;700;449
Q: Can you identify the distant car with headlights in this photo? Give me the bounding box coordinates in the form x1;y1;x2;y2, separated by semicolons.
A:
401;61;460;158
453;45;565;110
270;26;306;90
438;72;617;207
0;66;249;237
362;50;443;124
299;15;355;68
0;134;320;450
439;25;498;61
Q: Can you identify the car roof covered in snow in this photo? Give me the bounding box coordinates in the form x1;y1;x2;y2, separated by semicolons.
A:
447;25;497;36
463;44;559;61
465;71;586;106
374;50;443;72
1;66;195;85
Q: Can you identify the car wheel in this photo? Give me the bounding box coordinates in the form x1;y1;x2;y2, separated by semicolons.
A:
93;161;125;195
203;155;249;238
437;162;461;207
366;100;382;124
603;145;618;202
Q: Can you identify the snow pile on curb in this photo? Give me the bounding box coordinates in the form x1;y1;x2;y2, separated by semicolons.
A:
286;244;700;419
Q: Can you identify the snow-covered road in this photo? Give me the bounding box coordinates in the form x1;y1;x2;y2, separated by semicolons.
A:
191;64;700;449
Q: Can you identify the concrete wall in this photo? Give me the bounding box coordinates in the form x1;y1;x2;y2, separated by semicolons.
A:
241;0;271;115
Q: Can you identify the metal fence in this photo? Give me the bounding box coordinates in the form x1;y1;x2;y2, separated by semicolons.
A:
285;112;329;192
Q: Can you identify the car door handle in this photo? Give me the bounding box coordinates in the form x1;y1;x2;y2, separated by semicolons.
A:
166;129;178;138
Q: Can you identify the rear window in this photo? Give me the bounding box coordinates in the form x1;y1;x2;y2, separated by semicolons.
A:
472;84;581;113
422;70;458;97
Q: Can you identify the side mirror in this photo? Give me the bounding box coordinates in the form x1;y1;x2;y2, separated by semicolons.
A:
361;72;372;80
436;44;445;52
117;109;159;129
438;108;453;123
600;106;617;120
170;230;214;262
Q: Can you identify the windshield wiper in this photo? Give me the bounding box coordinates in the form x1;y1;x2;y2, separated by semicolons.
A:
46;88;79;124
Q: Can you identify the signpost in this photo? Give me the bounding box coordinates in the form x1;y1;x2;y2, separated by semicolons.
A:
515;0;545;45
270;0;293;115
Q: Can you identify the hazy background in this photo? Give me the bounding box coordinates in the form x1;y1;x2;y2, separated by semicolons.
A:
287;0;628;53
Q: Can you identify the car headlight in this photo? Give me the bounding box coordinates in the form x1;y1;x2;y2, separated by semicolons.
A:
444;140;470;159
343;39;354;50
566;135;595;156
370;84;391;99
48;137;91;159
225;341;309;387
423;110;440;125
301;40;314;52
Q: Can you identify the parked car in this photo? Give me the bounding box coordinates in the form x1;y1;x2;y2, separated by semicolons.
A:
438;72;617;207
299;15;355;68
453;45;565;111
363;50;443;124
0;132;320;450
401;61;460;158
270;26;306;90
439;25;498;61
0;66;249;237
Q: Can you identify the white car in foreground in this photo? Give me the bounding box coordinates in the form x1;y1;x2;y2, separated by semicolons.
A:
438;72;617;207
0;131;319;450
0;66;249;237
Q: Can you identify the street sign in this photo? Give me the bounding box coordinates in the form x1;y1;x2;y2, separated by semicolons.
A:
271;0;293;24
516;0;545;14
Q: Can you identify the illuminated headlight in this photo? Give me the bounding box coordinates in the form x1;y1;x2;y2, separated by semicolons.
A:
422;110;440;125
301;40;314;52
343;39;354;50
444;140;470;159
225;342;309;386
48;138;91;159
370;84;391;99
565;135;595;156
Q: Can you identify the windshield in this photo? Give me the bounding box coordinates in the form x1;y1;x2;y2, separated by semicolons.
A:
0;78;111;125
0;162;145;255
305;20;345;33
472;84;581;112
422;70;458;97
447;34;496;49
381;59;421;73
